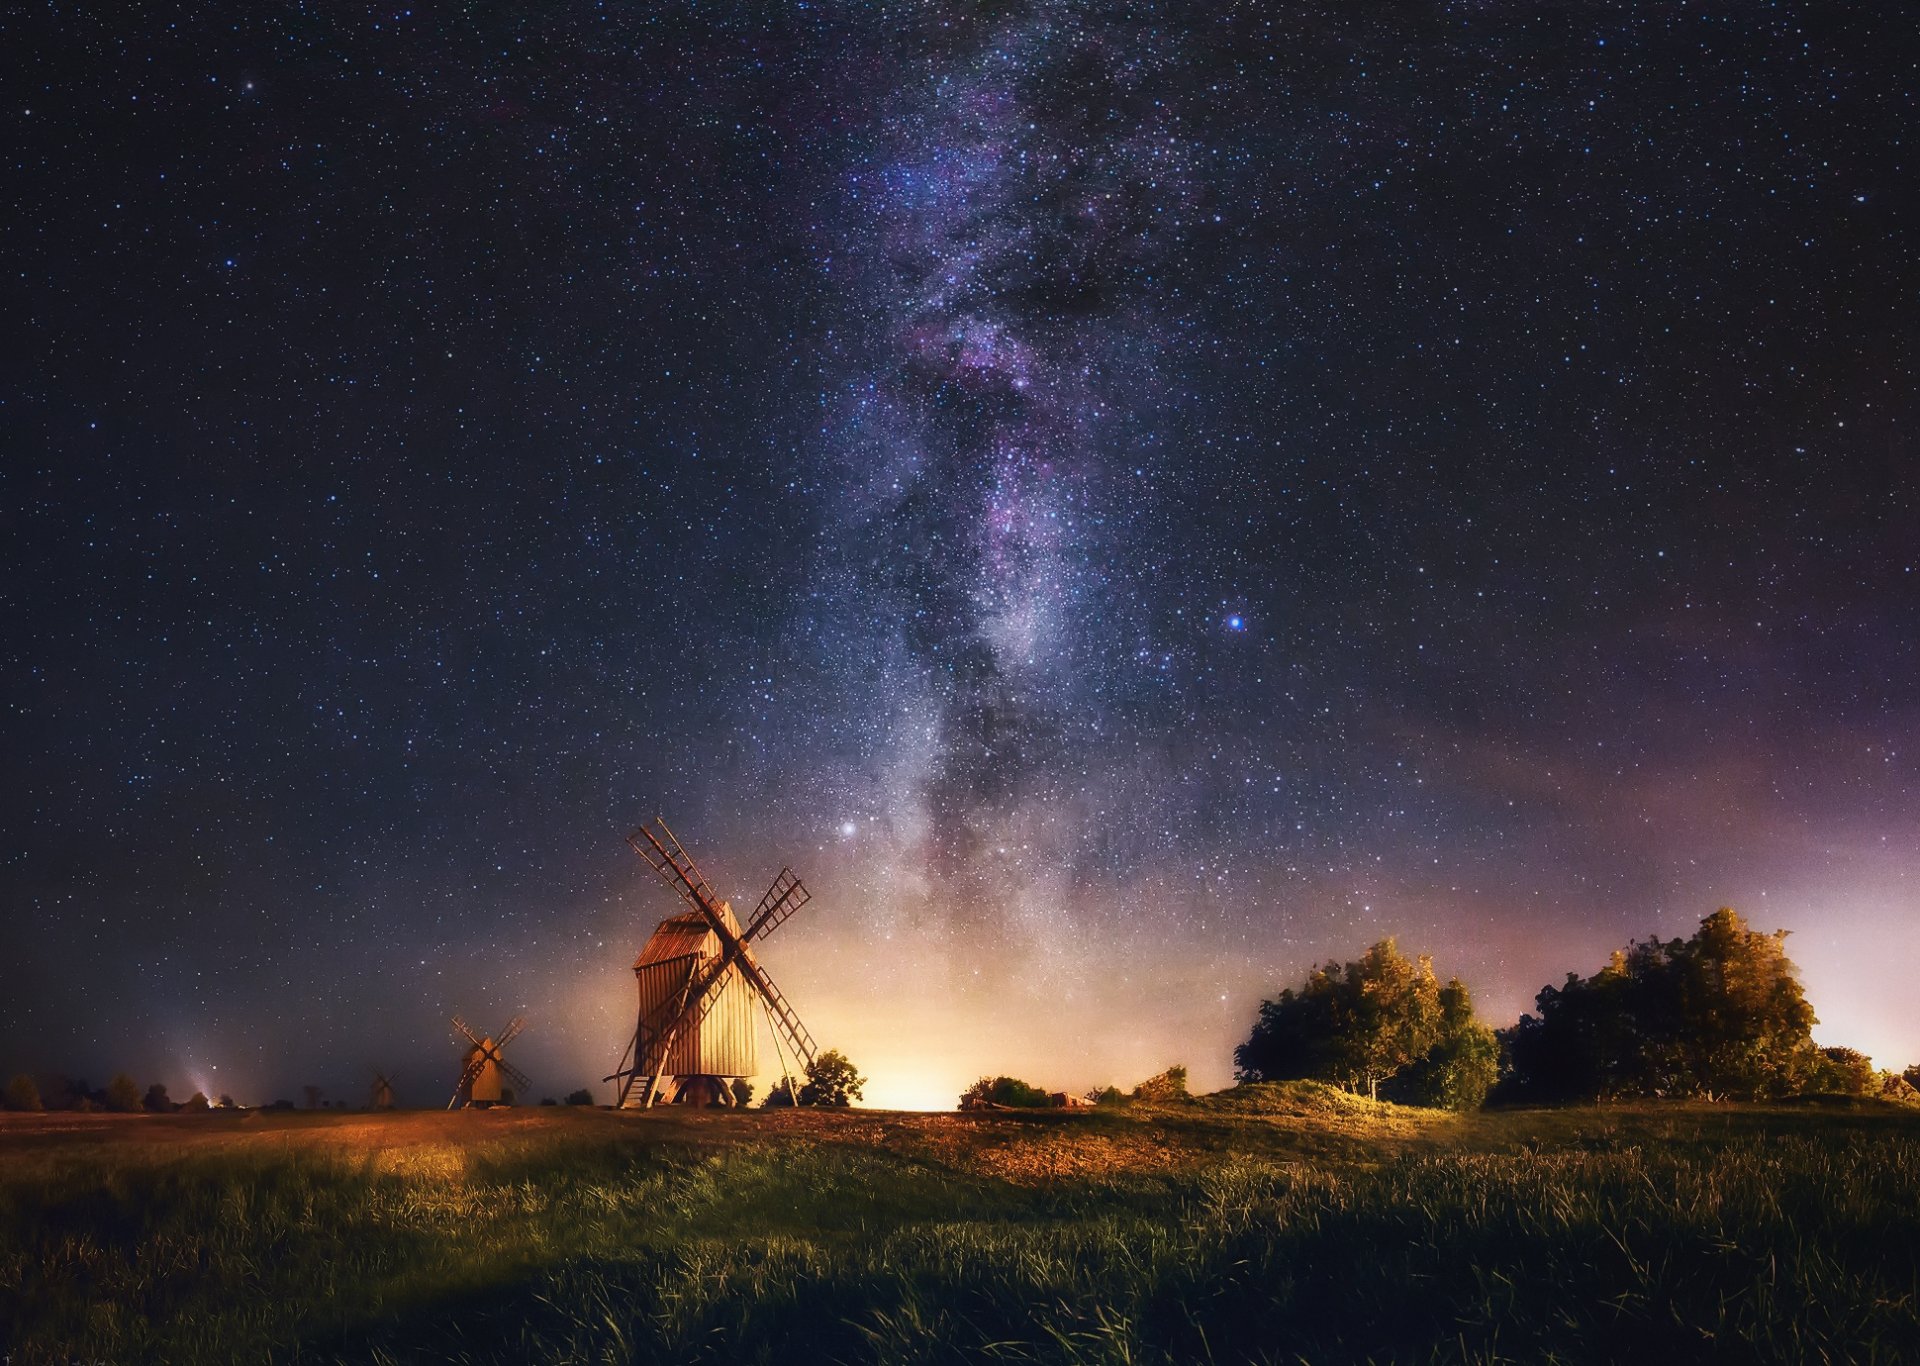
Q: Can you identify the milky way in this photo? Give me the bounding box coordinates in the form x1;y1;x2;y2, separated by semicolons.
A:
3;3;1915;1107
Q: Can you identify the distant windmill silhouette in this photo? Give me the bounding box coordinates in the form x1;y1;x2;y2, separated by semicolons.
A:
369;1069;396;1110
448;1016;530;1108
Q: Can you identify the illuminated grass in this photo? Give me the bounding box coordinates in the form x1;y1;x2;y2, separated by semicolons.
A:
1;1100;1917;1363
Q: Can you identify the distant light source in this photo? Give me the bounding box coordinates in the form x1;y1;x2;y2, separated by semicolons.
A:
1226;615;1245;631
839;820;857;837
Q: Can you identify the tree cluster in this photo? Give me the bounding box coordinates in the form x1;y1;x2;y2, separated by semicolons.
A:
1502;908;1825;1101
1235;938;1497;1109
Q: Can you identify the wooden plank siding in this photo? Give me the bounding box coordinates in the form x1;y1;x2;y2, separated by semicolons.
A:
631;903;760;1078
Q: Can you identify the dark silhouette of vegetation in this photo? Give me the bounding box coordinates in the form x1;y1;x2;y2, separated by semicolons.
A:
1237;938;1494;1106
105;1074;142;1113
1502;908;1822;1101
960;1076;1052;1108
182;1091;210;1113
798;1050;865;1107
4;1074;42;1112
1084;1084;1126;1106
142;1082;173;1113
565;1088;594;1106
729;1078;754;1107
760;1076;797;1108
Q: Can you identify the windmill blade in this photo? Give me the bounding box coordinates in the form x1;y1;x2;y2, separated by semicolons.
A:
447;1054;486;1109
495;1015;528;1050
743;868;810;941
451;1015;485;1050
498;1057;532;1093
734;953;817;1072
627;818;730;933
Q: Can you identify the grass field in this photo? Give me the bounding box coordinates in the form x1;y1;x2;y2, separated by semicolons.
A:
2;1087;1917;1364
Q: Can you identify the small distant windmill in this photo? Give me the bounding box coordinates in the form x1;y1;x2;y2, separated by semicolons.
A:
606;818;818;1108
448;1015;530;1109
370;1069;396;1110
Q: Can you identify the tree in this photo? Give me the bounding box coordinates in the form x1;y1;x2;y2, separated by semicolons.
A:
216;1094;236;1109
798;1049;865;1107
183;1091;211;1113
1237;939;1446;1100
959;1076;1051;1108
143;1082;173;1113
1503;908;1820;1101
105;1074;143;1113
1084;1085;1126;1106
565;1088;594;1106
5;1074;43;1112
729;1078;755;1108
1385;979;1499;1111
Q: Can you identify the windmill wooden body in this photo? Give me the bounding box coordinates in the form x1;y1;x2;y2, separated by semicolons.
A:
448;1016;530;1108
370;1069;396;1110
607;818;818;1108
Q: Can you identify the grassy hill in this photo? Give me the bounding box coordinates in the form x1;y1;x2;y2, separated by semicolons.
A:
3;1088;1917;1363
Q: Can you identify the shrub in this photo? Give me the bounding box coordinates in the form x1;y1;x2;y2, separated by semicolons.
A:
182;1092;210;1113
729;1079;754;1107
960;1076;1051;1108
565;1088;595;1106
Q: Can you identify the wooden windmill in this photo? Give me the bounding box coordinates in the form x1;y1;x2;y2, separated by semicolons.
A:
369;1069;396;1110
448;1015;530;1108
606;818;818;1108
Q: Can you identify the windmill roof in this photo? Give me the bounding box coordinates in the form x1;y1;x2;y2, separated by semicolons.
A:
634;899;740;970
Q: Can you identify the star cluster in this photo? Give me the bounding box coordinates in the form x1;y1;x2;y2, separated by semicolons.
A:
2;3;1915;1106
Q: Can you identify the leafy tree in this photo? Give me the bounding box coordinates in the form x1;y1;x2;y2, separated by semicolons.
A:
183;1091;210;1113
1084;1085;1126;1106
5;1074;43;1111
1131;1065;1189;1102
1237;939;1446;1100
565;1088;594;1106
105;1074;142;1113
959;1076;1051;1108
1503;908;1820;1101
798;1049;865;1107
1385;979;1500;1111
143;1082;173;1113
729;1078;755;1108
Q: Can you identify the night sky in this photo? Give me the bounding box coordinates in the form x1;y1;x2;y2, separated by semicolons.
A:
5;3;1915;1110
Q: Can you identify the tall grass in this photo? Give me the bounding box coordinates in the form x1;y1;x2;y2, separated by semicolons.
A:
2;1104;1916;1364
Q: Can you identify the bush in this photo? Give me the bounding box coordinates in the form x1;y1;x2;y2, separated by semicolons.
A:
729;1079;754;1108
5;1074;43;1112
182;1092;210;1113
1085;1085;1127;1106
565;1089;595;1106
960;1076;1051;1108
1813;1048;1878;1097
143;1083;173;1113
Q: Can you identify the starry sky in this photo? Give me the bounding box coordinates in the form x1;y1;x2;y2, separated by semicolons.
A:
4;2;1915;1110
